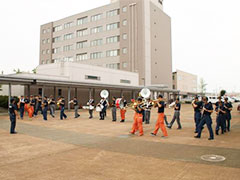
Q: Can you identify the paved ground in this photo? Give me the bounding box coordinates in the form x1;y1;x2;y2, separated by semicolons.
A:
0;104;240;180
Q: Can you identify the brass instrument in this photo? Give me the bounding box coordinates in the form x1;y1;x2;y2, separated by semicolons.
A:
57;99;62;107
47;98;52;104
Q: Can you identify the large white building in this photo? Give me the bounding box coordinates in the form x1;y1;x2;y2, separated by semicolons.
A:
40;0;172;88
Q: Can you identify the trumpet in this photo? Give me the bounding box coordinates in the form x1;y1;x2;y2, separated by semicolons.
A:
47;98;52;104
57;99;61;107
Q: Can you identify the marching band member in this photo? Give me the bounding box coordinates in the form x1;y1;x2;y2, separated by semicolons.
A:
29;95;35;118
167;98;182;129
98;97;108;120
224;97;233;132
18;96;25;119
42;96;48;121
24;96;31;118
49;95;56;118
9;98;19;134
194;97;214;140
215;97;226;135
151;95;168;137
69;97;80;118
88;98;94;119
59;97;67;120
144;98;153;124
130;97;144;136
112;97;117;122
120;96;127;123
192;96;203;133
35;95;43;116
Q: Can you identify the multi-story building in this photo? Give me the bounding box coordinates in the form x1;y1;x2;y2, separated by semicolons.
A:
39;0;172;88
172;70;198;94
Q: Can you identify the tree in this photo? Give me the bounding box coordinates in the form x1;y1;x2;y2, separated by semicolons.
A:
199;78;207;94
13;68;22;74
220;90;226;97
32;68;37;74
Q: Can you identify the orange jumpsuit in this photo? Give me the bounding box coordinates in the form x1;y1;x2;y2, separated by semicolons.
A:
120;108;126;120
131;106;144;136
153;113;168;136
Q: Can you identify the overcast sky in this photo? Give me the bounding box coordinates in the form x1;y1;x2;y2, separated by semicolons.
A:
0;0;239;93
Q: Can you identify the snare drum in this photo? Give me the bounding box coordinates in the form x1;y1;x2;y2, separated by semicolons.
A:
96;106;102;112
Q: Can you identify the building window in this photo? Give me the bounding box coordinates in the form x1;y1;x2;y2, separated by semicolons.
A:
90;39;103;47
47;39;50;43
173;85;175;89
172;75;175;80
53;36;61;43
91;14;103;21
123;33;127;40
91;26;103;34
106;22;119;31
52;47;61;54
85;75;100;81
159;0;163;5
77;41;88;49
90;52;103;59
42;39;46;44
120;79;131;84
41;60;45;64
122;19;127;26
53;25;62;32
58;89;62;96
64;22;74;29
106;63;120;70
122;62;128;68
53;58;62;63
42;50;45;54
46;59;50;64
106;36;120;44
46;49;50;54
77;28;88;37
77;16;88;25
76;53;88;61
63;44;74;52
122;6;127;12
107;9;120;17
122;48;127;54
38;88;42;95
63;33;74;40
42;29;47;34
106;49;120;57
63;56;74;62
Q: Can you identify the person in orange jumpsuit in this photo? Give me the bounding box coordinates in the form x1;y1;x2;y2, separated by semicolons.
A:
151;94;168;137
120;96;127;122
130;97;144;136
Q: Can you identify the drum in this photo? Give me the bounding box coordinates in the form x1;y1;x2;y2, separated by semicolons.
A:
82;106;90;110
96;106;102;112
116;98;124;109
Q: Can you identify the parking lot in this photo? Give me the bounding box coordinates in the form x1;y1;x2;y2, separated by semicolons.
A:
0;103;240;180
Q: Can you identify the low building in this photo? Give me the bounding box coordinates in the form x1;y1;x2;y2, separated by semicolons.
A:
0;62;179;108
172;70;198;99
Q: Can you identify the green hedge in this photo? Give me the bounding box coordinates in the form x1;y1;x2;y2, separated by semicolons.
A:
0;96;8;108
0;96;19;108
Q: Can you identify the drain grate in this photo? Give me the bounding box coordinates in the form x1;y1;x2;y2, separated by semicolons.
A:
201;155;226;162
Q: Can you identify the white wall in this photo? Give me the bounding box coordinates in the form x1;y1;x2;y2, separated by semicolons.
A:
36;62;139;86
0;85;24;96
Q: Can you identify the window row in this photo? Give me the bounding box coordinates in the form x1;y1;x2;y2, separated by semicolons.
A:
43;6;128;34
51;8;125;33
